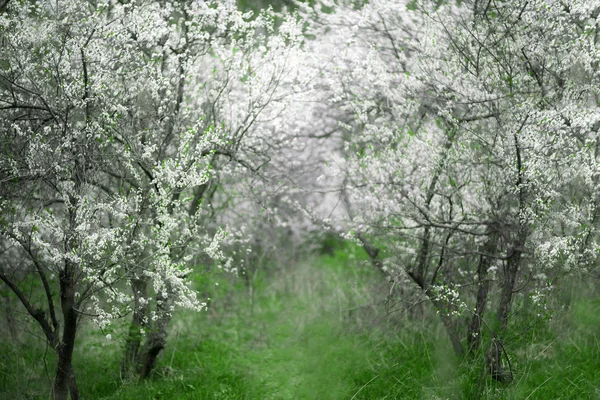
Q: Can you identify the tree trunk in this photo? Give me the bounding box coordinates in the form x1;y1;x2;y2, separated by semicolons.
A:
137;326;169;378
411;222;464;356
53;265;79;400
486;126;530;382
487;229;527;383
53;353;79;400
497;228;527;331
467;234;498;353
122;281;174;379
137;290;172;378
405;266;463;356
121;278;149;379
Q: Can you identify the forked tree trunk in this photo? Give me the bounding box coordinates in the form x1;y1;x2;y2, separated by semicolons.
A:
122;279;173;379
486;127;529;383
137;290;173;378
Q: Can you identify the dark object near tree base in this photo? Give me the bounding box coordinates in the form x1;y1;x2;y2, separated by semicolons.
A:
487;338;513;383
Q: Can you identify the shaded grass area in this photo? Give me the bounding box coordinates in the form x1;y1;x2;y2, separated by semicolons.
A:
1;247;599;399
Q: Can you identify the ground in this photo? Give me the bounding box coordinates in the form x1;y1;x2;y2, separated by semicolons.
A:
1;247;599;399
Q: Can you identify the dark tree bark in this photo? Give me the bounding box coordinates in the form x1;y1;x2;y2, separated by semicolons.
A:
352;127;466;356
0;0;10;13
467;233;498;353
487;230;528;382
409;128;464;356
0;262;81;399
497;226;527;331
53;261;79;400
486;337;513;383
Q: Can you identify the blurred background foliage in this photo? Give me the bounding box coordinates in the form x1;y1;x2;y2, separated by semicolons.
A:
236;0;304;13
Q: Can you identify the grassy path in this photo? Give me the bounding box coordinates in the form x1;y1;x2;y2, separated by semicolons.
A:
2;251;599;399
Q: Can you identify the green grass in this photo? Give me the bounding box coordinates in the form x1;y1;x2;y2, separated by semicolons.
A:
1;246;599;399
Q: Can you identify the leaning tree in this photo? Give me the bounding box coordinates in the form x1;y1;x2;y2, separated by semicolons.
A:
298;0;600;381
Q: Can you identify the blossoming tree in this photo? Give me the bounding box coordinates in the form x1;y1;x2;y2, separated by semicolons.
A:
0;0;305;397
300;0;600;381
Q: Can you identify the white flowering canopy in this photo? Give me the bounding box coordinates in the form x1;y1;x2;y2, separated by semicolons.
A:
296;0;600;305
0;0;307;328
